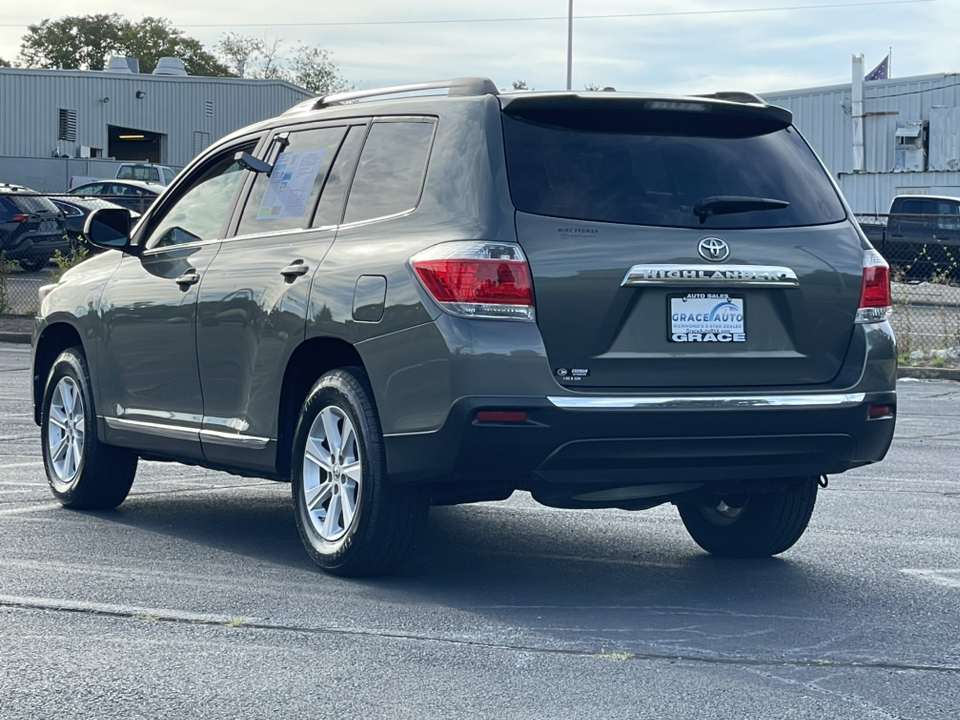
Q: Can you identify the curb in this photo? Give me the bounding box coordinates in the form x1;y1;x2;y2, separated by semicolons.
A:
0;332;30;345
897;366;960;381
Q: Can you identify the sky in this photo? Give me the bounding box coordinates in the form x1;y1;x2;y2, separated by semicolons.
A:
0;0;956;96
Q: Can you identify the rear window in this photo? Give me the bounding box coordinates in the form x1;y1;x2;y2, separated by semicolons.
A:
118;165;160;182
502;109;846;229
6;193;59;215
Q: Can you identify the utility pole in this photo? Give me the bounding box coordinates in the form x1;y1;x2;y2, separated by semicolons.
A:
566;0;573;90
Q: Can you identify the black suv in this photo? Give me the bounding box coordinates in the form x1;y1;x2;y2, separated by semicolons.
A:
32;78;897;576
0;184;68;271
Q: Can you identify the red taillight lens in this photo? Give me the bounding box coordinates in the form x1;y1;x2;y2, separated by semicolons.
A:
856;249;892;323
415;259;532;305
12;214;28;223
411;242;535;321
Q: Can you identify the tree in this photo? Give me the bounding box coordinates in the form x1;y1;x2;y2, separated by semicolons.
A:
512;80;532;91
289;44;346;94
119;17;229;76
18;14;229;76
214;33;348;93
0;58;11;68
19;14;123;71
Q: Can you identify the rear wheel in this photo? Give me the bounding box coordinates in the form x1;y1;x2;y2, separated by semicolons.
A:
291;367;427;577
41;348;138;509
676;477;818;557
19;257;47;272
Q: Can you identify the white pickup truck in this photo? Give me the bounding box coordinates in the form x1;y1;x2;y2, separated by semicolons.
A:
69;163;176;189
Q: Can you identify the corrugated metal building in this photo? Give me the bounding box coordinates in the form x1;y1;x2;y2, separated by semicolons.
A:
0;65;313;189
763;72;960;214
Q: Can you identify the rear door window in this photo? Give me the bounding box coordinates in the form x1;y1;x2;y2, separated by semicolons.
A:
502;108;846;230
342;119;436;225
898;198;933;215
237;125;347;235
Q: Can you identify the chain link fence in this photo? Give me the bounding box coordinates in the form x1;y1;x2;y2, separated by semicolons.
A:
3;194;960;365
1;188;153;318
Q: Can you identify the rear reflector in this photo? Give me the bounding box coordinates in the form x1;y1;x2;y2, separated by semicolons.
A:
411;241;535;321
856;249;892;324
476;411;528;424
868;404;893;419
12;214;28;223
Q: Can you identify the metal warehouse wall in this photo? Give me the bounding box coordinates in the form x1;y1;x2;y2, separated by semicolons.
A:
0;68;313;167
764;73;960;176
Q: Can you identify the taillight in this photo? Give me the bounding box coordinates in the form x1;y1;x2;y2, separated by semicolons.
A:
411;241;535;321
856;249;892;324
12;214;28;223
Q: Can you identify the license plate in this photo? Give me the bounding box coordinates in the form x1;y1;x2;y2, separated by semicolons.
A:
669;293;746;343
39;221;57;233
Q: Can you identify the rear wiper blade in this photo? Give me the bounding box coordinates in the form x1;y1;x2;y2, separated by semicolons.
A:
693;195;790;224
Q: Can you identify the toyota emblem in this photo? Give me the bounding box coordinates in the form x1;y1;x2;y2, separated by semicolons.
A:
698;237;730;262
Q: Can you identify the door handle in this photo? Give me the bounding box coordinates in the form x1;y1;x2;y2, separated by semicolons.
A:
175;271;200;287
280;261;309;278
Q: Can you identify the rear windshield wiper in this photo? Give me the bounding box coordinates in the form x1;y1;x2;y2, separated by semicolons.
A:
693;195;790;224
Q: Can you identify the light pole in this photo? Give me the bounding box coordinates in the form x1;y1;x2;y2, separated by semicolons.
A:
566;0;573;90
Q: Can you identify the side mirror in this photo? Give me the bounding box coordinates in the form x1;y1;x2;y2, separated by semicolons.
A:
85;208;138;255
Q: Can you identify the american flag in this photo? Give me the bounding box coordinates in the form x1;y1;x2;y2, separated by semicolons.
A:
865;55;889;81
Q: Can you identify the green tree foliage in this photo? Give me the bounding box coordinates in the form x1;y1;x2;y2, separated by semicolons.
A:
19;14;123;71
0;57;11;68
18;14;229;76
215;34;347;93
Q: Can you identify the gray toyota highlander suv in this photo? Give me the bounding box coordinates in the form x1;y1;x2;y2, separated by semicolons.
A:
31;78;897;576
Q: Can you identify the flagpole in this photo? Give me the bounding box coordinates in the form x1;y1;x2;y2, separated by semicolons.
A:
889;46;893;78
566;0;573;91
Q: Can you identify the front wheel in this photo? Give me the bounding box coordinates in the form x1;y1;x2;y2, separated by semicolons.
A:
676;477;819;557
291;367;427;577
41;348;138;509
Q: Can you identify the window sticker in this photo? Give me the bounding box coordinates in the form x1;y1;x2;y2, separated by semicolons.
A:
257;149;327;220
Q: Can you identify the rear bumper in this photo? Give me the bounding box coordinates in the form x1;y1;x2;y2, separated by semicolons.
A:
384;389;896;487
1;231;69;260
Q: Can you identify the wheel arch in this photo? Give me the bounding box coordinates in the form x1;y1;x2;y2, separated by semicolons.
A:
276;336;366;480
33;322;85;425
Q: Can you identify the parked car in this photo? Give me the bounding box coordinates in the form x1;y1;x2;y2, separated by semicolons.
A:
859;194;960;280
0;183;68;272
49;196;140;244
68;179;161;213
32;78;897;577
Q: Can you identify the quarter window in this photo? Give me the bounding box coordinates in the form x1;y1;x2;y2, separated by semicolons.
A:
142;143;255;249
343;120;436;225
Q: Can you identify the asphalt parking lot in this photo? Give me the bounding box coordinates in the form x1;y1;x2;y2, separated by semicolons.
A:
1;342;958;719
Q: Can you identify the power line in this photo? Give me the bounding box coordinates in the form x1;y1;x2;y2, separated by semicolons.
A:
0;0;935;29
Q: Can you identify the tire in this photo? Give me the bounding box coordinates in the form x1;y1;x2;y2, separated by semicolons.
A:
41;348;138;509
677;477;818;557
19;257;48;273
291;367;428;577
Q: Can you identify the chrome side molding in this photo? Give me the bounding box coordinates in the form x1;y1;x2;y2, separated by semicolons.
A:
547;393;866;410
104;417;270;448
622;264;799;287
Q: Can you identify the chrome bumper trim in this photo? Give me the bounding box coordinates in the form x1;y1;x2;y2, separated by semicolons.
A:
547;393;867;410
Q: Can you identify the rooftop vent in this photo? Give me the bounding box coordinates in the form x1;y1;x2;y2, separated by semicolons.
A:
153;57;188;76
106;57;139;74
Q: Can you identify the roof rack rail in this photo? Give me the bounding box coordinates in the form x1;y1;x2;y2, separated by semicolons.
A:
284;77;499;115
695;91;767;105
